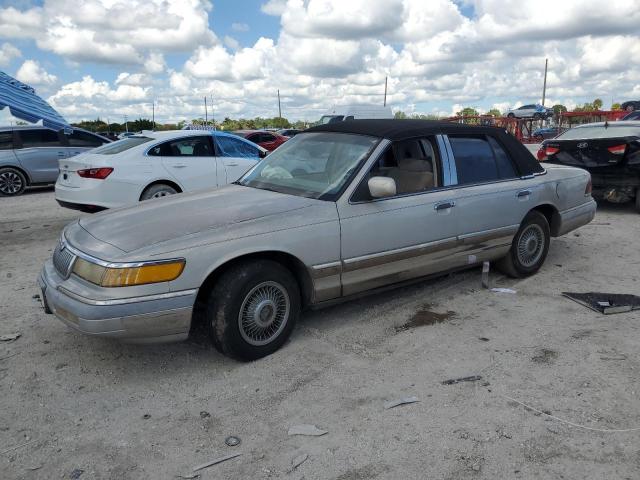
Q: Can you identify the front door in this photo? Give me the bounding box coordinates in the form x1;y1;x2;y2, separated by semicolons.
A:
155;135;218;191
14;128;66;183
337;137;461;296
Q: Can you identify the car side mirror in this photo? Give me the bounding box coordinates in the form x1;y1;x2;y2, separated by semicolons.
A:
368;176;396;198
259;149;268;158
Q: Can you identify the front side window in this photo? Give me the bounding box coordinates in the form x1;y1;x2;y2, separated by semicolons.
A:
449;136;500;185
93;136;153;154
18;129;61;148
148;136;214;157
66;130;106;147
239;132;379;200
352;137;440;201
0;131;13;150
215;135;260;158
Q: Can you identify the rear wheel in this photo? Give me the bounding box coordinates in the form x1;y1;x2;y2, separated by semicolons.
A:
0;167;27;196
206;260;301;361
635;189;640;213
533;112;542;120
140;183;178;201
496;210;550;278
507;113;515;118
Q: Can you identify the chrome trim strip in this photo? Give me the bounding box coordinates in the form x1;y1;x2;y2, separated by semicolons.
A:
343;236;458;272
442;135;458;185
56;287;198;306
436;134;453;186
310;261;342;278
458;225;519;244
63;238;185;269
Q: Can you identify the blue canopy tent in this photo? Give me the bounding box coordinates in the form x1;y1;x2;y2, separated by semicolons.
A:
0;70;70;131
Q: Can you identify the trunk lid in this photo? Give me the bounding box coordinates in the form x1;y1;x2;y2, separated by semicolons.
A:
545;136;634;168
57;153;111;188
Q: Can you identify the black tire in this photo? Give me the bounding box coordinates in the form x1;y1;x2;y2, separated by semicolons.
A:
533;113;542;120
635;190;640;213
0;167;27;196
206;260;301;361
496;210;550;278
140;183;178;201
507;113;515;118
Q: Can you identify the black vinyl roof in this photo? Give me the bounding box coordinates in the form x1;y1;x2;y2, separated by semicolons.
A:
306;119;544;176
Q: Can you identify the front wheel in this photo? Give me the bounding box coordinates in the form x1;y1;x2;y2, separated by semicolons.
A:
206;260;301;361
0;167;27;196
496;210;550;278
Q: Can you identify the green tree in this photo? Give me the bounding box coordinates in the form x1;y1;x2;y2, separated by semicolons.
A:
456;107;479;117
486;108;502;117
394;110;408;119
593;98;603;110
611;102;621;111
552;104;567;115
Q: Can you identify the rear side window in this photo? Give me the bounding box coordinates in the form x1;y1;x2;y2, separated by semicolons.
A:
18;129;61;148
215;136;259;158
0;131;13;150
92;136;152;154
449;136;518;185
148;136;214;157
487;137;517;179
66;130;106;147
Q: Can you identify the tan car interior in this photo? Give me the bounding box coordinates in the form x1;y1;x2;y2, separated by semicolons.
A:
374;138;438;195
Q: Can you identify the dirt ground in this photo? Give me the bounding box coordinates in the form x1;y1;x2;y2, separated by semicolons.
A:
1;188;639;480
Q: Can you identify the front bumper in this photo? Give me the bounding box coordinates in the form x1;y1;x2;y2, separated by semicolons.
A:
38;260;197;343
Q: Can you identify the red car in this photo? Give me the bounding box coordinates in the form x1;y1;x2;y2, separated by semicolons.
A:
233;130;288;152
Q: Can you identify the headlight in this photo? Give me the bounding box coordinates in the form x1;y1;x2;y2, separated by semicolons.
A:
72;258;185;287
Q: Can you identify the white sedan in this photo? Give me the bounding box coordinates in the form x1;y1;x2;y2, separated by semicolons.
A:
55;130;265;211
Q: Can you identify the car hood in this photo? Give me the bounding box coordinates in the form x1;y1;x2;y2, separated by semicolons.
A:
76;185;318;254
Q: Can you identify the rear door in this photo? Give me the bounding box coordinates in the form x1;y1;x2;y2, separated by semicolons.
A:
150;135;218;191
213;135;261;182
443;134;531;257
14;128;66;183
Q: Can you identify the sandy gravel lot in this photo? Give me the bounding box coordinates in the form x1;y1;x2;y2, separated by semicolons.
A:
1;188;639;480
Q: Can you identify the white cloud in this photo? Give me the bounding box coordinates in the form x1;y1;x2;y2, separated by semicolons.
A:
15;60;57;86
224;35;241;51
261;0;287;16
231;22;249;32
0;42;21;66
144;53;166;74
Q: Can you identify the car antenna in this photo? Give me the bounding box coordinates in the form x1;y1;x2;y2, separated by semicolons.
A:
604;120;609;129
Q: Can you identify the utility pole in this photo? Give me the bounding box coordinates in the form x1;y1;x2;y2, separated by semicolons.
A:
541;58;548;106
204;96;208;125
124;115;128;132
383;76;388;107
277;89;282;118
152;101;155;130
210;94;215;130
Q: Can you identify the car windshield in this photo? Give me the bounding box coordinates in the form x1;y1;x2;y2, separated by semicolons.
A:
319;115;344;124
238;132;379;200
91;136;153;154
557;125;640;140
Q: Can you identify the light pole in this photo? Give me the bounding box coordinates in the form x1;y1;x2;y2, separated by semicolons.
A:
124;115;128;132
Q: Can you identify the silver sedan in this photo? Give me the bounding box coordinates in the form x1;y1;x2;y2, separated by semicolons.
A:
39;120;596;360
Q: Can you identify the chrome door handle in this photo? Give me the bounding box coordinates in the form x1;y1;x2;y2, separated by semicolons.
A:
517;190;532;198
172;164;187;168
225;162;239;166
435;201;455;211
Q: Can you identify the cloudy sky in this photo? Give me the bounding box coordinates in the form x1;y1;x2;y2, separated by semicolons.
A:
1;0;639;125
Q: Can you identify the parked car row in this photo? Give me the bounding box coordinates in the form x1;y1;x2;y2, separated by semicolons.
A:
0;126;111;196
38;119;596;360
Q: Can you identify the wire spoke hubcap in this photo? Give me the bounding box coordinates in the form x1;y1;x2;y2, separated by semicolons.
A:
238;281;290;346
517;224;544;267
0;171;23;194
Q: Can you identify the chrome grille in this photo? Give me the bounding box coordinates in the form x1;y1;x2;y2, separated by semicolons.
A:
52;241;76;278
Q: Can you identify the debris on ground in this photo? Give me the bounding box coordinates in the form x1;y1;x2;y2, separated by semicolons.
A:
291;453;309;470
225;436;241;447
191;452;243;473
0;333;21;342
478;337;490;342
288;424;328;436
531;349;558;364
490;288;516;294
384;396;420;410
442;375;483;385
481;261;490;289
562;292;640;314
176;473;200;479
395;307;454;332
69;468;84;479
142;414;151;420
199;411;210;419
